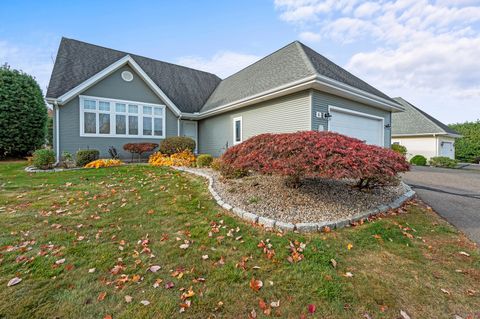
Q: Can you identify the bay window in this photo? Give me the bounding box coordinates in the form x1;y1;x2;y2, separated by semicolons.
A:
79;96;165;138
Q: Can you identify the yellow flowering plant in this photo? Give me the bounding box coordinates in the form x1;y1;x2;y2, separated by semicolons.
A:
84;159;123;168
149;150;195;167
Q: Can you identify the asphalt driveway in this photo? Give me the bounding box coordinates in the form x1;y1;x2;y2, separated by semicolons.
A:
403;166;480;244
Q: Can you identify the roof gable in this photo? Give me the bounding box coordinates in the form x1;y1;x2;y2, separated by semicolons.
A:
46;38;221;113
200;41;397;113
392;97;459;136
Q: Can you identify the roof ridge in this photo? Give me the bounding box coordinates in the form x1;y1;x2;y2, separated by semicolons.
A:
214;41;302;82
61;37;221;79
294;41;318;76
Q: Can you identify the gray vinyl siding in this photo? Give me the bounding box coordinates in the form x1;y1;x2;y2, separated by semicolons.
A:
57;65;178;159
310;90;392;147
198;91;311;157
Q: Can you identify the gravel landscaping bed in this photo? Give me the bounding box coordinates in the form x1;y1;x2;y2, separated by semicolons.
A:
192;168;408;224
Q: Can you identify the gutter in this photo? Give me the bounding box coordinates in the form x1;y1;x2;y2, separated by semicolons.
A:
180;76;403;120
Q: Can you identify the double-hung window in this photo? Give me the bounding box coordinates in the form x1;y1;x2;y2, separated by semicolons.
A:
80;96;165;138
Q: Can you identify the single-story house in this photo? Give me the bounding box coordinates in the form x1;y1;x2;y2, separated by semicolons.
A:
46;38;404;160
392;97;461;160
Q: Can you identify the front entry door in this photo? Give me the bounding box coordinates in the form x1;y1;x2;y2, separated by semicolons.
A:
182;121;198;153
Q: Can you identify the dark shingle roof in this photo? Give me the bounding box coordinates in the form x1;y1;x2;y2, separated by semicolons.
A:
392;97;459;136
200;41;397;112
299;43;394;102
47;38;398;114
46;38;221;113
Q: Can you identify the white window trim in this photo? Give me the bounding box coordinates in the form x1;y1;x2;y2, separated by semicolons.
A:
233;116;243;145
79;95;166;139
327;105;385;147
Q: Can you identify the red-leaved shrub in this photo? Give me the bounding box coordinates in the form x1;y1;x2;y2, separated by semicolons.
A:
220;131;409;188
123;143;158;161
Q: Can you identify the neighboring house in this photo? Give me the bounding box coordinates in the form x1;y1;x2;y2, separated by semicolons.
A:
392;97;461;160
46;38;404;160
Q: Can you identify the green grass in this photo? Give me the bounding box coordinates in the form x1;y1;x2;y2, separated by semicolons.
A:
0;162;479;318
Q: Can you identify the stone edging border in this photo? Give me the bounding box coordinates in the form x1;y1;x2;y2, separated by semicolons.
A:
174;167;416;233
24;166;84;173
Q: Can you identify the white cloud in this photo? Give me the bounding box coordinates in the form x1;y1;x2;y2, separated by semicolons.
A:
274;0;480;122
354;2;381;17
299;31;322;42
0;38;57;94
176;51;261;78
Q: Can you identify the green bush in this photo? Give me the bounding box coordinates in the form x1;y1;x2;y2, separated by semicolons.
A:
410;155;427;166
211;158;222;171
449;120;480;163
46;117;53;147
0;65;48;158
391;143;407;155
429;156;458;168
196;154;213;167
32;149;55;169
159;137;195;156
76;149;100;167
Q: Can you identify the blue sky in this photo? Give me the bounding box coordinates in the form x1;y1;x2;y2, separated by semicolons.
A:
1;0;479;124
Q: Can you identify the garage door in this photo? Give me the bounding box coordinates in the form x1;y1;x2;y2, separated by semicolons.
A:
328;107;384;146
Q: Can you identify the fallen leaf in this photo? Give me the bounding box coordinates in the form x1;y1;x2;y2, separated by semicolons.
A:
248;308;257;319
347;243;353;250
165;281;175;289
330;259;337;268
308;304;316;314
249;277;263;292
98;291;107;301
400;310;411;319
125;295;132;303
55;258;66;265
179;243;189;249
441;288;451;295
103;315;112;319
270;300;280;308
344;272;354;277
201;255;209;260
140;300;150;306
7;277;21;287
459;251;470;257
88;268;96;273
149;265;161;273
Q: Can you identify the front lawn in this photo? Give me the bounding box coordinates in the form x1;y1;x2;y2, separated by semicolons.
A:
0;163;479;318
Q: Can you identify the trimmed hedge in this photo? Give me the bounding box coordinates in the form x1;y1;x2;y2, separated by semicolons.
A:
429;156;457;168
32;149;55;169
410;155;427;166
220;131;409;188
76;149;100;167
159;137;195;156
196;154;213;167
391;144;407;156
0;65;48;158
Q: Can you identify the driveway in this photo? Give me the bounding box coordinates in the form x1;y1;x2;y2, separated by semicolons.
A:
403;166;480;244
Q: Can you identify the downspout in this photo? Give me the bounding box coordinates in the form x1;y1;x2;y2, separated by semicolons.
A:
54;101;60;164
177;114;182;136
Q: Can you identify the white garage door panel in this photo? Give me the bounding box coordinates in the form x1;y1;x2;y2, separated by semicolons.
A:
329;108;384;146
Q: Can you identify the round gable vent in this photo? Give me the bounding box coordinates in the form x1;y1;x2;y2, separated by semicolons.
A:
121;71;133;82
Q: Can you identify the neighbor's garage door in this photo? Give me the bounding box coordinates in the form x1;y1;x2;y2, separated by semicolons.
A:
328;107;384;146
